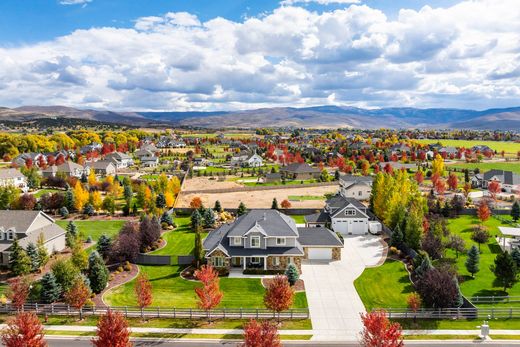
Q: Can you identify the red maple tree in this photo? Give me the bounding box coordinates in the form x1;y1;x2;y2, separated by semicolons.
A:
135;273;153;320
190;197;203;209
92;310;132;347
242;319;281;347
263;275;294;321
434;178;446;196
64;278;91;320
414;170;424;185
447;173;458;191
194;265;223;317
360;310;403;347
477;200;491;224
1;312;47;347
6;277;31;311
280;199;292;209
488;180;501;202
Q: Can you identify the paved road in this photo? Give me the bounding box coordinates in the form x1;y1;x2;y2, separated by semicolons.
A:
43;337;520;347
300;234;385;341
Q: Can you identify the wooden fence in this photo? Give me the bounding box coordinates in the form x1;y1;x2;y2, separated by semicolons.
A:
2;303;309;320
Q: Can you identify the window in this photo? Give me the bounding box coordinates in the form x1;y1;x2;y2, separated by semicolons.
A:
0;233;3;241
358;191;362;196
272;257;280;266
289;257;294;264
345;209;356;216
251;236;260;248
213;257;224;267
232;237;242;246
251;257;261;264
276;237;286;246
7;232;13;241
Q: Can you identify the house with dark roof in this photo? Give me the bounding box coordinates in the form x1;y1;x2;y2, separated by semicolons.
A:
472;170;520;193
279;162;320;180
0;210;66;266
339;174;373;200
90;160;117;176
203;209;343;272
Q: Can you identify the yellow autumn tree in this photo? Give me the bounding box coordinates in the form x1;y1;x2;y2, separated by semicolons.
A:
90;191;103;211
88;170;97;186
73;181;89;211
167;176;181;196
432;154;445;176
164;192;175;208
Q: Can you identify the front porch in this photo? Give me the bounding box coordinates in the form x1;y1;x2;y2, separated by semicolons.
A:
231;256;268;270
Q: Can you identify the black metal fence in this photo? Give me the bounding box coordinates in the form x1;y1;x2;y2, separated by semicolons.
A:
135;254;172;265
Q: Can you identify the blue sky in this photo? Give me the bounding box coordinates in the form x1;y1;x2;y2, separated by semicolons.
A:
0;0;517;111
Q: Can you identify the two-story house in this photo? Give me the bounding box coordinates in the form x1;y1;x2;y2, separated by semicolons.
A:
105;152;134;169
0;168;28;192
230;151;263;167
203;210;343;272
0;210;67;266
41;161;90;179
339;174;373;200
472;169;520;193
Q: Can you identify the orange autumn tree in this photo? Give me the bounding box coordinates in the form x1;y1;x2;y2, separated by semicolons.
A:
280;199;292;209
194;265;223;321
1;312;47;347
92;310;132;347
135;273;153;320
264;275;294;322
190;196;203;209
360;310;403;347
447;173;458;191
488;180;501;202
242;319;281;347
477;200;491;224
6;277;31;311
64;278;91;320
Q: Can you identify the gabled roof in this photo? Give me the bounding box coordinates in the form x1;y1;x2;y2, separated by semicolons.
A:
0;168;25;180
280;162;320;174
304;211;331;224
226;210;299;238
0;210;53;234
326;194;367;211
106;152;132;161
297;227;343;247
340;174;373;189
483;170;520;185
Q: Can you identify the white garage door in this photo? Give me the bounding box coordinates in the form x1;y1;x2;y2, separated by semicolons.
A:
351;220;366;235
307;248;332;260
332;220;348;234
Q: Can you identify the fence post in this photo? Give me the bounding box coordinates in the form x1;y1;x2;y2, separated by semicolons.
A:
190;308;192;319
125;306;128;318
173;307;176;319
51;303;54;315
291;309;293;319
223;308;226;319
67;305;70;315
510;308;513;319
35;303;38;314
240;308;243;319
388;309;392;319
491;307;495;319
157;307;160;318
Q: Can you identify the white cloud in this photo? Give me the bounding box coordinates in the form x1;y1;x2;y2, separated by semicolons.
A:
59;0;92;5
1;1;520;111
281;0;360;5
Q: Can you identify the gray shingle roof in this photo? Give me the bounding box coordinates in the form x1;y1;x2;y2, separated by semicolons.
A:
297;227;343;247
0;210;44;233
225;210;298;238
326;194;367;211
304;211;330;224
483;170;520;185
280;163;320;174
0;168;24;180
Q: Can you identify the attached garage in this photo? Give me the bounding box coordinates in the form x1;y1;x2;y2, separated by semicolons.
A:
332;219;367;235
307;247;333;260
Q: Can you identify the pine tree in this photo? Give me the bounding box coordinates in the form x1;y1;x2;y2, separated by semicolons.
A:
65;221;79;248
512;247;520;268
123;184;133;202
512;201;520;222
40;272;62;303
203;208;215;228
9;239;31;276
194;228;204;267
465;245;480;277
64;189;75;212
214;200;222;213
191;209;202;231
161;212;174;226
285;264;299;286
156;193;166;208
491;251;518;292
25;242;41;272
453;276;463;307
88;251;109;294
271;198;278;210
96;235;112;259
36;233;49;267
59;206;69;218
414;255;433;279
237;202;247;216
390;225;404;248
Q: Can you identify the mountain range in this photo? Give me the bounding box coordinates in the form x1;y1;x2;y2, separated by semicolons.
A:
0;105;519;130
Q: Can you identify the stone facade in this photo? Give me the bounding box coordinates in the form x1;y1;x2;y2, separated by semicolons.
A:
332;247;341;261
266;256;302;272
208;249;231;269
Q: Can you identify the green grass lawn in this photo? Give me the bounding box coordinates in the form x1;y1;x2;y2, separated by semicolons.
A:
354;260;414;310
288;195;325;201
446;161;520;175
151;217;208;257
32;188;62;198
290;215;307;224
445;215;520;305
395;317;520;330
56;219;125;245
415;139;520;154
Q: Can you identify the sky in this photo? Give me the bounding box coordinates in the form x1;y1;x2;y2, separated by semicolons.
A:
0;0;518;111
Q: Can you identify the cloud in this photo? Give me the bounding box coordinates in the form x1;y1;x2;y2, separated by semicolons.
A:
0;1;520;111
281;0;360;5
59;0;92;5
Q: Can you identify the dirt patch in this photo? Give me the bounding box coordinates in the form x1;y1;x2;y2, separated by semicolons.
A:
262;278;305;292
183;176;244;192
177;185;337;209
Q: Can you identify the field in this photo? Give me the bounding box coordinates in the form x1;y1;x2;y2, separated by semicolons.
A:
150;216;208;257
415;139;520;154
446;161;520;174
181;133;255;139
56;220;125;246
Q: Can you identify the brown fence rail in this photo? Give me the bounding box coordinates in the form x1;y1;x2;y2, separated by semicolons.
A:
385;307;520;320
2;303;309;320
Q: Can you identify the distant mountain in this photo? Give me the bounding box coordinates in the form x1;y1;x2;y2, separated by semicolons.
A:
0;105;518;130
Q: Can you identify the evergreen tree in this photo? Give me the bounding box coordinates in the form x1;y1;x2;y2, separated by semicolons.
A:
203;208;215;228
491;251;518;292
194;228;204;267
96;234;112;259
214;200;222;213
88;251;109;294
59;206;69;218
25;242;41;272
237;202;247;216
334;170;340;181
191;209;202;231
132;203;138;215
285;264;299;286
511;201;520;222
40;272;62;303
271;198;278;210
9;239;31;276
83;203;95;216
390;225;404;248
36;233;49;267
453;276;464;307
465;245;480;277
64;189;75;212
464;169;470;183
123;184;133;202
156;193;166;208
414;255;433;279
512;247;520;268
160;212;174;226
65;221;79;248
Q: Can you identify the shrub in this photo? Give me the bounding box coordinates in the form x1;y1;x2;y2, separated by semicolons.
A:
117;266;123;272
124;262;132;272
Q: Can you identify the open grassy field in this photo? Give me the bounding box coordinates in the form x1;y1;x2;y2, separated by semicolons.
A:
181;133;255;139
446;161;520;174
56;219;125;244
354;259;413;310
415;139;520;154
150;216;208;258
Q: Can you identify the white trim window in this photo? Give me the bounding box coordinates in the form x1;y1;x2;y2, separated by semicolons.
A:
232;237;242;246
272;257;280;266
213;257;224;267
251;236;260;248
276;237;286;246
251;257;261;264
345;209;356;216
7;232;14;241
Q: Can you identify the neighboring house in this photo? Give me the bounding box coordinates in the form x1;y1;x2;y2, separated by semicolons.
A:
193;158;213;167
305;194;371;235
260;172;282;183
377;162;418;172
203;210;343;272
41;161;90;178
141;155;159;168
90;160;117;176
79;142;102;155
105;152;134;169
0;168;28;192
339;174;373;200
279;163;320;180
0;210;66;266
231;151;263;167
13;153;47;168
473;170;520;193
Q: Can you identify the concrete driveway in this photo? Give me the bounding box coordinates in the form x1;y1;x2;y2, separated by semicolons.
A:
301;235;386;341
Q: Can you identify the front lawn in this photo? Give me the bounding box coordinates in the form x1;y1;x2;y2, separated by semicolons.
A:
354;259;413;310
290;215;307;224
56;219;126;244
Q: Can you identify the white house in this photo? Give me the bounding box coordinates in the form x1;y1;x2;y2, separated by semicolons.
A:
339;174;373;200
41;161;90;179
0;168;28;192
105;152;134;169
231;151;263;167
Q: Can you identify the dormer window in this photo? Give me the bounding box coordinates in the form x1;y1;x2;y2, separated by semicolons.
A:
345;209;356;216
7;232;14;241
276;237;286;246
251;236;260;248
232;237;242;246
